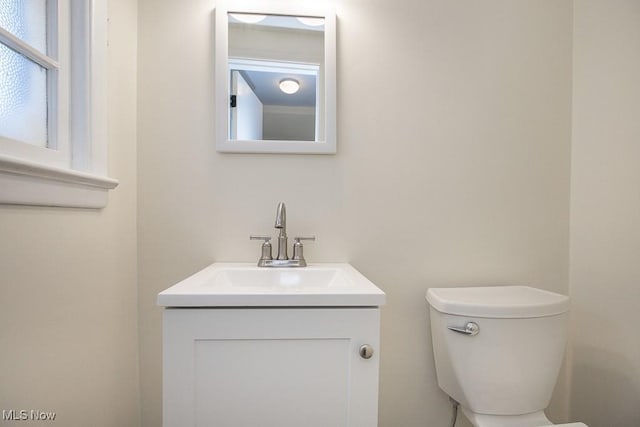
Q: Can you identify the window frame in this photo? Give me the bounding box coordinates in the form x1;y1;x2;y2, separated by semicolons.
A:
0;0;118;208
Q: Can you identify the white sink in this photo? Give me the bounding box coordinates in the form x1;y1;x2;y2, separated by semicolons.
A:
157;263;386;307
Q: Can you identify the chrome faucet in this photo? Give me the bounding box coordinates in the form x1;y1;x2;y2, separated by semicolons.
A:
274;202;288;260
250;202;315;267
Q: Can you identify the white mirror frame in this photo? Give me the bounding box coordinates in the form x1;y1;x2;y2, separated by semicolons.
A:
215;2;336;154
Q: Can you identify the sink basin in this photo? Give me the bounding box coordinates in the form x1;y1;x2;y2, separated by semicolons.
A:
157;263;386;307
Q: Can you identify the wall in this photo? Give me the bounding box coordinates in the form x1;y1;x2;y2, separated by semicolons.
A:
263;107;315;141
137;1;573;426
0;0;140;425
569;1;640;426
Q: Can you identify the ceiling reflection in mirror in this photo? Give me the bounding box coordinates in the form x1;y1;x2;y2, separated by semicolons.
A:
228;13;325;142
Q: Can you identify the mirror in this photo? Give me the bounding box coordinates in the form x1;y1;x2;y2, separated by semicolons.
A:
215;3;336;154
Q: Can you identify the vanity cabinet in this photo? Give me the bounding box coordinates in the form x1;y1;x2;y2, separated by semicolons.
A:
158;263;386;427
163;307;381;427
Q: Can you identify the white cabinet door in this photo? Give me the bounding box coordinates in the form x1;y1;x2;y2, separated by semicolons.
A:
163;308;381;427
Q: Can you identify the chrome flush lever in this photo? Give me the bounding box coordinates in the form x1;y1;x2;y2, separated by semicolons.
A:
447;322;480;336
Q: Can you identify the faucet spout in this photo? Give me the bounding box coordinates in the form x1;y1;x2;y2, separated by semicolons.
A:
275;202;286;230
274;202;288;260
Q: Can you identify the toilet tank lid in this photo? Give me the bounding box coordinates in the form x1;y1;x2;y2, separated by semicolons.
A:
426;286;570;318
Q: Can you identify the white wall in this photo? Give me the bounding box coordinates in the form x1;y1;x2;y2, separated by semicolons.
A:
263;106;315;141
137;1;573;426
229;23;324;64
569;1;640;426
0;0;140;425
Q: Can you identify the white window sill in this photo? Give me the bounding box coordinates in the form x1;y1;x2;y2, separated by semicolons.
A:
0;154;118;208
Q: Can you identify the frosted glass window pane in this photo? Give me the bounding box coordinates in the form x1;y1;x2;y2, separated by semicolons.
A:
0;42;48;147
0;0;48;53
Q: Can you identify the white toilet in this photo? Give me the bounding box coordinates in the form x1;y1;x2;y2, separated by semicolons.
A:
426;286;587;427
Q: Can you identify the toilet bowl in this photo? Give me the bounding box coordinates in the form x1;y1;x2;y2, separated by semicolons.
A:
426;286;587;427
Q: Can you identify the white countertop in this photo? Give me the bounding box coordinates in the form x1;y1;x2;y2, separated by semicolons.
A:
157;263;386;307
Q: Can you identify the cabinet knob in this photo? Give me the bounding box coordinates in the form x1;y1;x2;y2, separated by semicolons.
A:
359;344;374;359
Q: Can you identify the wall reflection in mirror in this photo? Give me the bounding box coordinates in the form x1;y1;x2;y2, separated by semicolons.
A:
228;13;325;142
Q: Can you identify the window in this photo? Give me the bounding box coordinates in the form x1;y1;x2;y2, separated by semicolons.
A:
0;0;117;208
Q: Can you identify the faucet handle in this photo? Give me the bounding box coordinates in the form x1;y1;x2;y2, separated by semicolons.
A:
249;235;273;262
249;235;272;242
292;236;315;265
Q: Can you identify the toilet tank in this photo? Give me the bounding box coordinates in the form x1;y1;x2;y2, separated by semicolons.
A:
426;286;570;416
